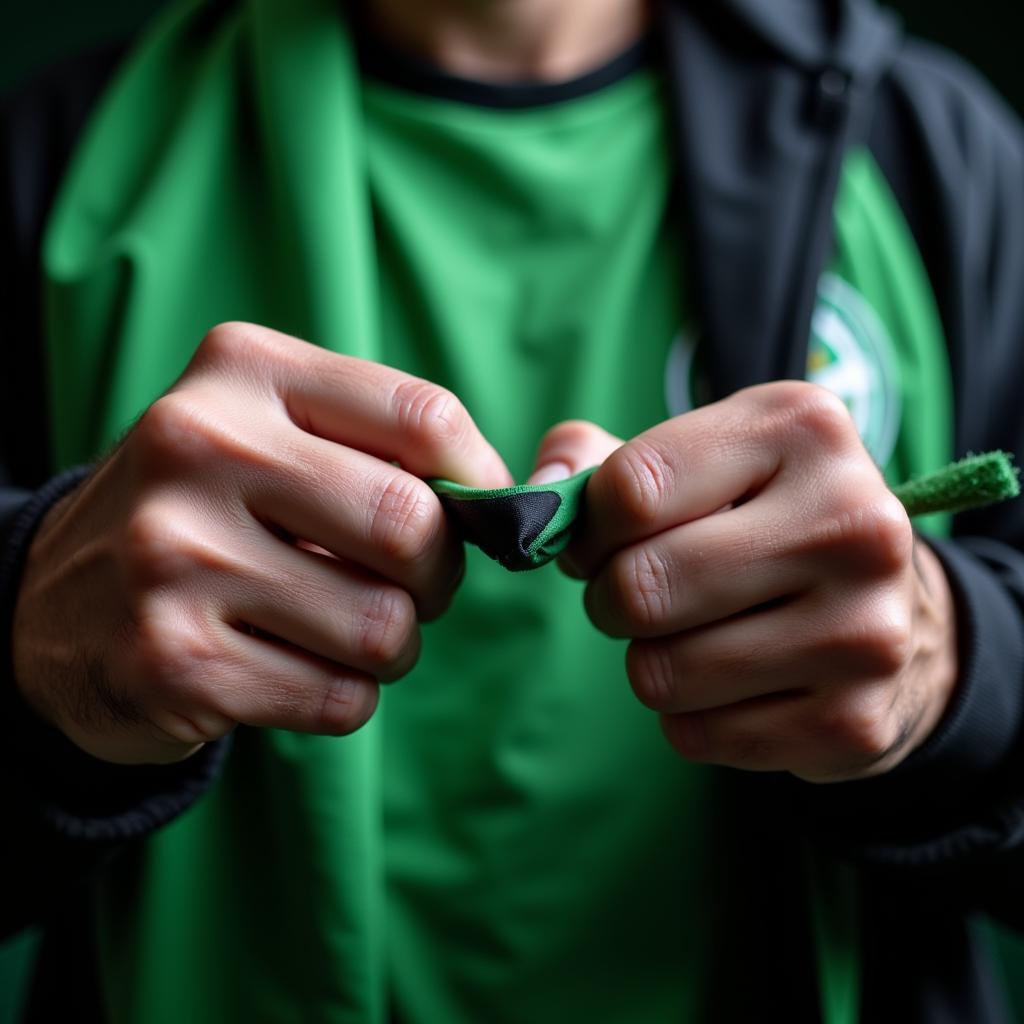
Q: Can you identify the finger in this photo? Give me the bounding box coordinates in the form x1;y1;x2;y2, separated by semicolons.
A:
527;420;623;485
211;623;380;736
195;324;512;488
660;696;811;774
247;440;463;619
285;347;511;487
583;499;815;638
660;680;903;782
229;545;421;682
623;588;895;715
625;616;804;717
565;382;861;578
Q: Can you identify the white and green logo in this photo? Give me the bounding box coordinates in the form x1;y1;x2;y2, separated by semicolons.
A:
664;271;901;467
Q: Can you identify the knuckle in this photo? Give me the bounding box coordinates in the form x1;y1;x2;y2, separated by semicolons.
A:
858;494;913;575
627;640;678;711
793;382;852;432
663;714;702;760
818;600;912;679
132;609;219;703
197;321;252;365
122;503;189;587
136;392;276;480
369;476;441;565
608;546;674;632
803;488;912;574
724;729;776;771
317;676;378;736
149;707;234;746
763;381;855;449
392;379;470;453
822;691;900;761
356;587;418;676
194;323;298;393
133;393;215;471
537;419;602;460
122;504;237;588
416;546;466;624
860;610;913;677
604;439;675;527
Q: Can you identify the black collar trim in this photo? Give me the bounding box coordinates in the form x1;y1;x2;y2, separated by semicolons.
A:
354;22;652;110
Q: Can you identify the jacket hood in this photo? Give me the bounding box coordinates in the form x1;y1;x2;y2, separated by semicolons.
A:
658;0;903;400
695;0;900;80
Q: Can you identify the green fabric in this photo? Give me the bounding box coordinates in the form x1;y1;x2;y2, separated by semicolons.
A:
25;1;968;1020
428;469;595;570
429;453;1019;575
808;852;861;1024
363;53;710;1024
0;929;40;1024
415;139;1006;1024
893;451;1020;519
827;148;956;530
46;4;388;1021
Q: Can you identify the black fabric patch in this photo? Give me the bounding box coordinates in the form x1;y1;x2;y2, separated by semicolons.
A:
439;490;561;571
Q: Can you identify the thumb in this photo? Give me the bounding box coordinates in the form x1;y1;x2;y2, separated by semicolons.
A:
527;420;623;485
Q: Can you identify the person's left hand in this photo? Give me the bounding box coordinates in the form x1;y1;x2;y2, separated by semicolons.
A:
528;381;959;783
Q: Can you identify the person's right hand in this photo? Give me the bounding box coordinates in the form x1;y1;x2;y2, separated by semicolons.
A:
12;323;511;765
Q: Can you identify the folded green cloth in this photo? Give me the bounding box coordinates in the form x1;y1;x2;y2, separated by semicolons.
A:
430;451;1019;573
429;470;596;571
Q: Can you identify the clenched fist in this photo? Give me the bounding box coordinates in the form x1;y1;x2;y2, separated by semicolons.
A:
13;322;511;765
530;381;959;783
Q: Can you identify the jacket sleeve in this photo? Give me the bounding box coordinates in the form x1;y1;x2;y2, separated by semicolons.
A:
0;49;229;940
794;37;1024;929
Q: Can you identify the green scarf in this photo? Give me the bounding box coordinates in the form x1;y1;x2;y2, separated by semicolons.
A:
46;0;380;468
46;3;391;1020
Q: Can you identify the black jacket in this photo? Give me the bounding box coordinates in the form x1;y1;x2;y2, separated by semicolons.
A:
4;1;1024;1020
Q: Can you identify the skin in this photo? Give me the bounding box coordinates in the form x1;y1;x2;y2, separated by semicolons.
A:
368;0;649;81
13;324;511;764
527;389;959;783
13;1;959;779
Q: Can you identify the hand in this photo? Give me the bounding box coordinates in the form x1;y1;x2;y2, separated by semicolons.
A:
13;322;511;765
529;382;959;783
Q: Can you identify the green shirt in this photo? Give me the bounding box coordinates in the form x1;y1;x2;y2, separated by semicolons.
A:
361;64;951;1024
365;67;714;1023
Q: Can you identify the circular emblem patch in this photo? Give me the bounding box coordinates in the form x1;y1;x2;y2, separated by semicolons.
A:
664;272;901;466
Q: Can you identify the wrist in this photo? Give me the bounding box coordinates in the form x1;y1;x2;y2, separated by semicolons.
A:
791;536;1024;855
3;470;93;698
895;536;960;764
10;485;83;724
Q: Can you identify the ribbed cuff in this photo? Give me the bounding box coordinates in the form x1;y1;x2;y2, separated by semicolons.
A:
1;468;93;716
14;728;231;843
2;467;229;843
794;536;1024;860
0;467;92;609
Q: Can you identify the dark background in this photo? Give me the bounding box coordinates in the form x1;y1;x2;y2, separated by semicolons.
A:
2;0;1023;1019
3;2;1024;116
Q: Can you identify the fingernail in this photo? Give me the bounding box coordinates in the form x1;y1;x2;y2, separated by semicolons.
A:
529;461;572;486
